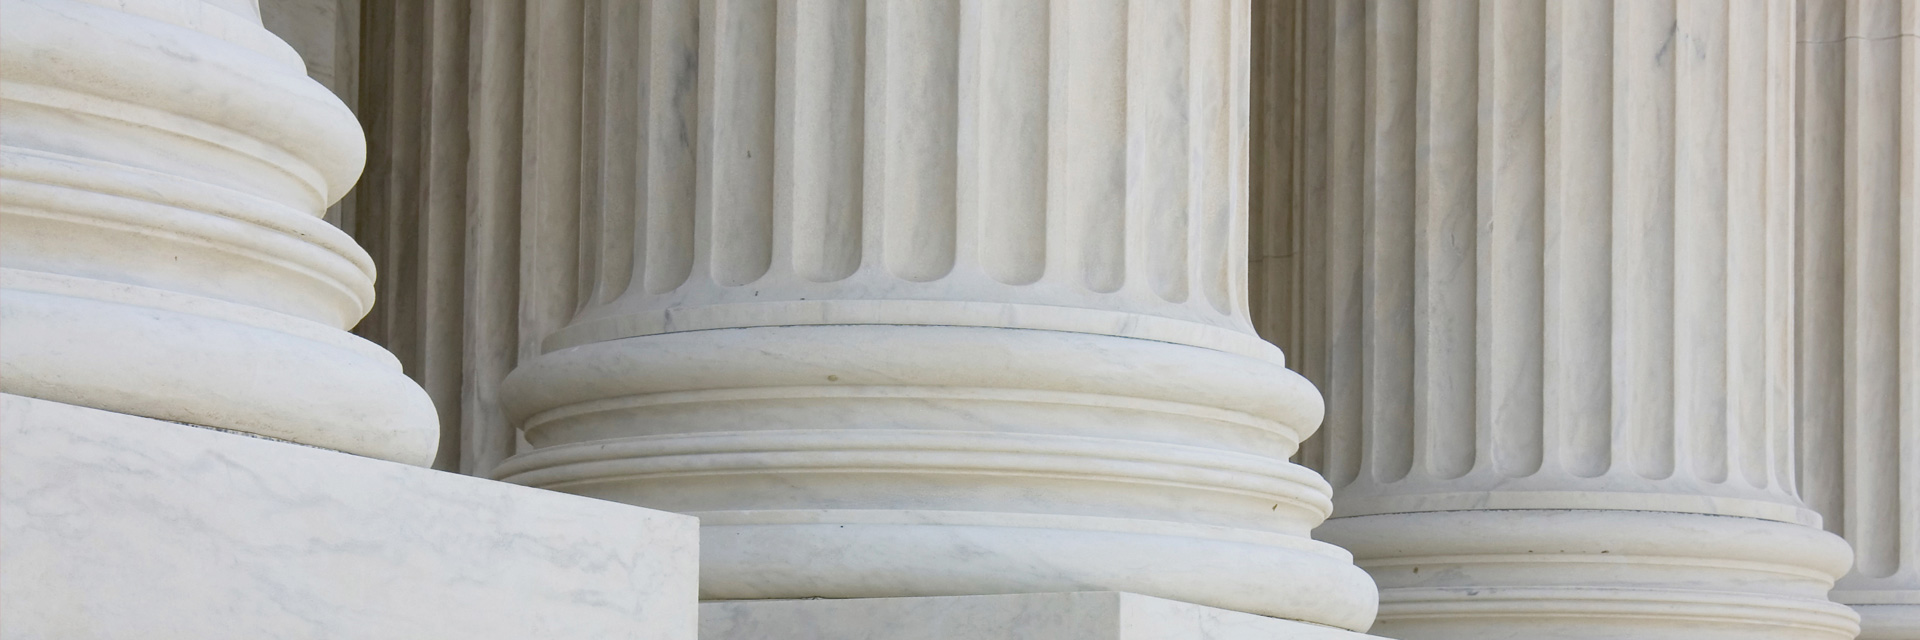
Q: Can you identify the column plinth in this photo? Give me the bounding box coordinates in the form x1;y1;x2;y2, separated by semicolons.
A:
491;0;1377;629
0;0;437;465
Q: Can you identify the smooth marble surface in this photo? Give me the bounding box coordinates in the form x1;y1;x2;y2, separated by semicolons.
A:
0;393;698;640
701;592;1383;640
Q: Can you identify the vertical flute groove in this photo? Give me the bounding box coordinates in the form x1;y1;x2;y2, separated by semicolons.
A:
423;0;470;471
1248;0;1295;348
1363;0;1416;484
597;0;640;304
1543;0;1615;480
1612;0;1677;481
782;0;865;284
518;0;582;362
380;0;426;376
1478;0;1545;479
1724;0;1770;489
1414;0;1477;481
961;0;1048;286
1294;0;1335;474
872;0;960;283
702;0;776;287
1129;0;1192;303
1049;0;1128;294
1674;0;1730;484
643;0;697;293
459;0;524;477
1191;0;1235;315
578;0;605;309
351;0;391;350
1321;0;1366;488
1798;0;1848;528
1201;0;1241;316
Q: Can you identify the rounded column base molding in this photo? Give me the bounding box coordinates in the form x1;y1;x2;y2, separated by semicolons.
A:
1317;510;1860;640
0;269;438;465
496;324;1371;629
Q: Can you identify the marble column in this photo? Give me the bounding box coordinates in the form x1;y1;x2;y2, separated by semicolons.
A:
1798;1;1920;637
486;0;1377;630
0;0;437;465
1252;1;1858;638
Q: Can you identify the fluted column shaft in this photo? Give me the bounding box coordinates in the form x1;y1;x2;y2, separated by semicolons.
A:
487;0;1375;630
0;0;437;464
1798;1;1920;637
522;0;1275;359
1253;1;1856;638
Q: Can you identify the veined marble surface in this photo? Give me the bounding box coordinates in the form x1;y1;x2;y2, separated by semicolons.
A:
701;592;1383;640
0;393;698;640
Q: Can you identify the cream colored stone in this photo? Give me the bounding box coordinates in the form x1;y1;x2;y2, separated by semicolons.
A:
0;0;437;464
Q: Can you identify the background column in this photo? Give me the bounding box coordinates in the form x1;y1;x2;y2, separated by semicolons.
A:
1798;1;1920;637
0;0;438;465
484;0;1379;630
1251;1;1858;638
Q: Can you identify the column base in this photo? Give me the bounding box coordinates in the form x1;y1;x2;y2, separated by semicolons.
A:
0;393;698;640
700;592;1387;640
497;324;1374;630
1317;510;1861;640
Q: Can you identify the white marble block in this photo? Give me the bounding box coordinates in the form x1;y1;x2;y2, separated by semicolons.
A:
700;592;1384;640
0;393;698;640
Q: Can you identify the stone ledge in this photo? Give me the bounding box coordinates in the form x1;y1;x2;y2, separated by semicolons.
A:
0;393;698;640
700;592;1386;640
